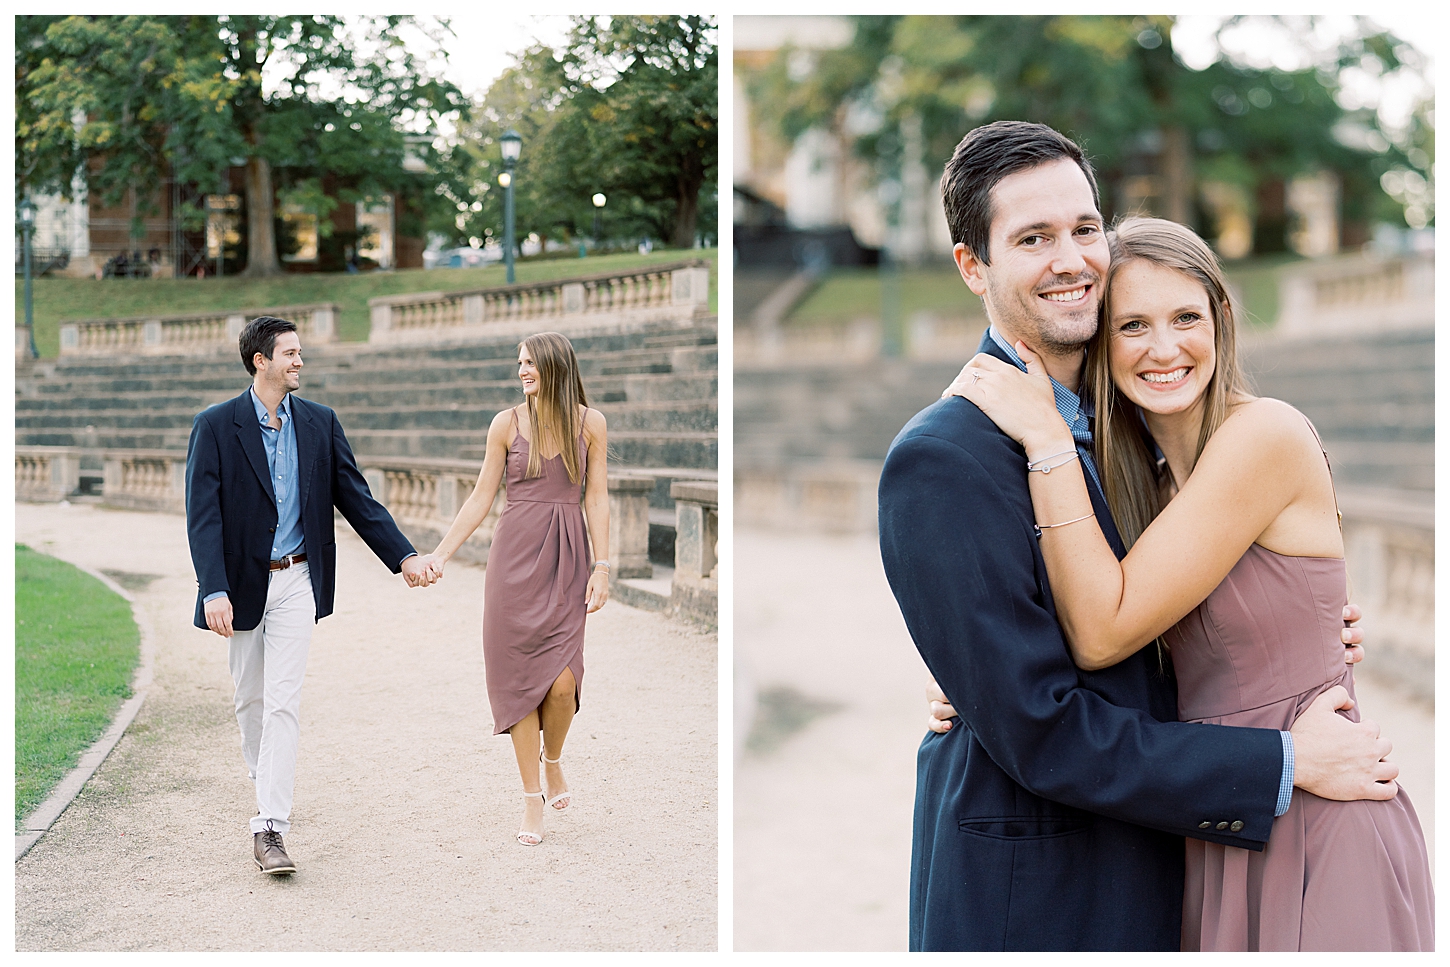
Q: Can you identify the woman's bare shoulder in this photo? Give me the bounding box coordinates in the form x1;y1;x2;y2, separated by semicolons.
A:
582;406;607;434
488;406;518;438
1209;396;1323;464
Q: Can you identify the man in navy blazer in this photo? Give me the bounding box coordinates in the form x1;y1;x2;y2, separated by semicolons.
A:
186;315;434;874
878;121;1394;950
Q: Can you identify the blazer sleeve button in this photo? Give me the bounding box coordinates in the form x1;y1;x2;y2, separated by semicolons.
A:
1198;821;1211;829
1229;820;1244;832
1215;821;1229;830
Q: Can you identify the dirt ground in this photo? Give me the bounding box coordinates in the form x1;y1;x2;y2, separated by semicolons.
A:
15;501;717;952
733;527;1435;952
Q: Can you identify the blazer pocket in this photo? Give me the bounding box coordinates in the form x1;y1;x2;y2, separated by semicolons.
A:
959;816;1090;841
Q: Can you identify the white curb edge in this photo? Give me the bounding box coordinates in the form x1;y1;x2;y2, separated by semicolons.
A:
16;561;158;862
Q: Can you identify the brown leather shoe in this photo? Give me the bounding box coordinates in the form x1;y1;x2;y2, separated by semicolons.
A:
253;823;296;875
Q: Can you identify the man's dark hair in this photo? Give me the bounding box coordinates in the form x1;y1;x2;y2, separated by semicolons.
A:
239;316;298;376
940;120;1101;266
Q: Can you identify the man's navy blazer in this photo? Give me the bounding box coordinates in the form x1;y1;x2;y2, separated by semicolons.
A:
185;389;415;632
878;335;1284;951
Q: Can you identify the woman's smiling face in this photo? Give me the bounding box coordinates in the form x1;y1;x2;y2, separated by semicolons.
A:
1107;258;1217;421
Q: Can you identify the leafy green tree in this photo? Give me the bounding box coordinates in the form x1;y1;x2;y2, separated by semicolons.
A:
439;15;717;255
18;15;467;276
748;16;1428;251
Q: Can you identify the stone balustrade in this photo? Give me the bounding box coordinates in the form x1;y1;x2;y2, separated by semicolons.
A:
57;303;340;357
101;450;188;514
1276;251;1433;337
16;446;82;501
14;445;714;625
354;456;504;565
670;480;718;627
368;260;711;345
736;464;1432;697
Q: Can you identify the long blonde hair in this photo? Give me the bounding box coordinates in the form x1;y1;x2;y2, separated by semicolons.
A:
1088;216;1252;549
520;331;590;484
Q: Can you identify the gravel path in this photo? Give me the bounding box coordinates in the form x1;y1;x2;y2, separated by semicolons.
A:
16;502;717;952
733;527;1434;951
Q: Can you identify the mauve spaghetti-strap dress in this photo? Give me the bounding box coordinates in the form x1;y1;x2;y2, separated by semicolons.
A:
1168;543;1434;951
481;412;590;734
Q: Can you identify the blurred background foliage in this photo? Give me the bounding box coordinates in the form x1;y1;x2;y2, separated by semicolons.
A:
748;15;1432;249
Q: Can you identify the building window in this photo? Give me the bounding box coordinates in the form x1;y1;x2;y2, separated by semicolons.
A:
281;206;319;262
206;194;242;259
356;197;394;269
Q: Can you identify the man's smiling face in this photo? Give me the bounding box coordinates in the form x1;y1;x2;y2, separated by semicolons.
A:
955;157;1109;355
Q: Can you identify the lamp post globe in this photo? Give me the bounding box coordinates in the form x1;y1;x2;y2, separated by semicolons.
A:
499;130;522;283
19;198;38;357
592;193;606;248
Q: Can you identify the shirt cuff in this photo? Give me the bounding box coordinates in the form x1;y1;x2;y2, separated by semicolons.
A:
398;552;417;568
203;591;229;604
1275;730;1295;817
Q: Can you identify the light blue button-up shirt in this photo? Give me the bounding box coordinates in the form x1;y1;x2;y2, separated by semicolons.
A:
253;387;305;561
987;326;1294;817
203;388;304;605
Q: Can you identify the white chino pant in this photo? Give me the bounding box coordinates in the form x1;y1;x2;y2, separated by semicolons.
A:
227;560;314;836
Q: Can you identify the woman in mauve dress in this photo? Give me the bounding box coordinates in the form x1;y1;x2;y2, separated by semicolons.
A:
421;331;610;846
946;217;1432;950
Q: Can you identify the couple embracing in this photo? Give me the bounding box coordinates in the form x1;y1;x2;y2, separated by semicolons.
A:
878;121;1432;951
186;317;610;872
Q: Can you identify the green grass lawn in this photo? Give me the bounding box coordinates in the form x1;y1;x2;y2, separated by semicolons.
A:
787;255;1294;331
15;544;141;827
17;247;718;358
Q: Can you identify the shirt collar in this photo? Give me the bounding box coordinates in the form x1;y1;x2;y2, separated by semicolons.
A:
249;385;292;426
986;325;1092;422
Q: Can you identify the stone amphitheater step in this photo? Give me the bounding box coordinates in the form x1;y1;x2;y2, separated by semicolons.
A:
19;370;717;407
15;318;718;476
735;327;1431;489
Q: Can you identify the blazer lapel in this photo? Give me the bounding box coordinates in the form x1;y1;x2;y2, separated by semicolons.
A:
292;396;320;511
234;390;276;504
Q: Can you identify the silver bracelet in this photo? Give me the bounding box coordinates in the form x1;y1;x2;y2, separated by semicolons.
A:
1027;449;1080;474
1033;512;1095;539
593;560;611;571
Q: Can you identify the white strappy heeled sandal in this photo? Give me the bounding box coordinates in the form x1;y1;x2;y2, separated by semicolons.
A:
517;792;545;846
541;749;571;810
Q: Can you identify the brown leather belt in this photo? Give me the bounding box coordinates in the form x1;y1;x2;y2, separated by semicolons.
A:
269;553;307;571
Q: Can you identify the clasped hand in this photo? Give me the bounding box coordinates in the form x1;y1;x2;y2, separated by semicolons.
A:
401;553;445;588
941;344;1066;450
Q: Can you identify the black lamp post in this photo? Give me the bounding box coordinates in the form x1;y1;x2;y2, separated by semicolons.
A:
19;197;38;358
500;129;522;284
592;193;607;251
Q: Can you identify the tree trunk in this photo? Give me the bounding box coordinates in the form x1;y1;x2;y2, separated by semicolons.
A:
240;153;281;277
1161;125;1193;228
671;164;702;247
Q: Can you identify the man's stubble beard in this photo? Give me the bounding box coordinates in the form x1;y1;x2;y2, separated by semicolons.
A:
984;278;1101;358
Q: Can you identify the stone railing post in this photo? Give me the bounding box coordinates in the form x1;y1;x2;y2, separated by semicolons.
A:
16;326;33;359
60;324;80;354
1339;488;1434;703
671;265;710;308
311;305;337;342
669;480;718;626
369;302;392;341
608;473;656;579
